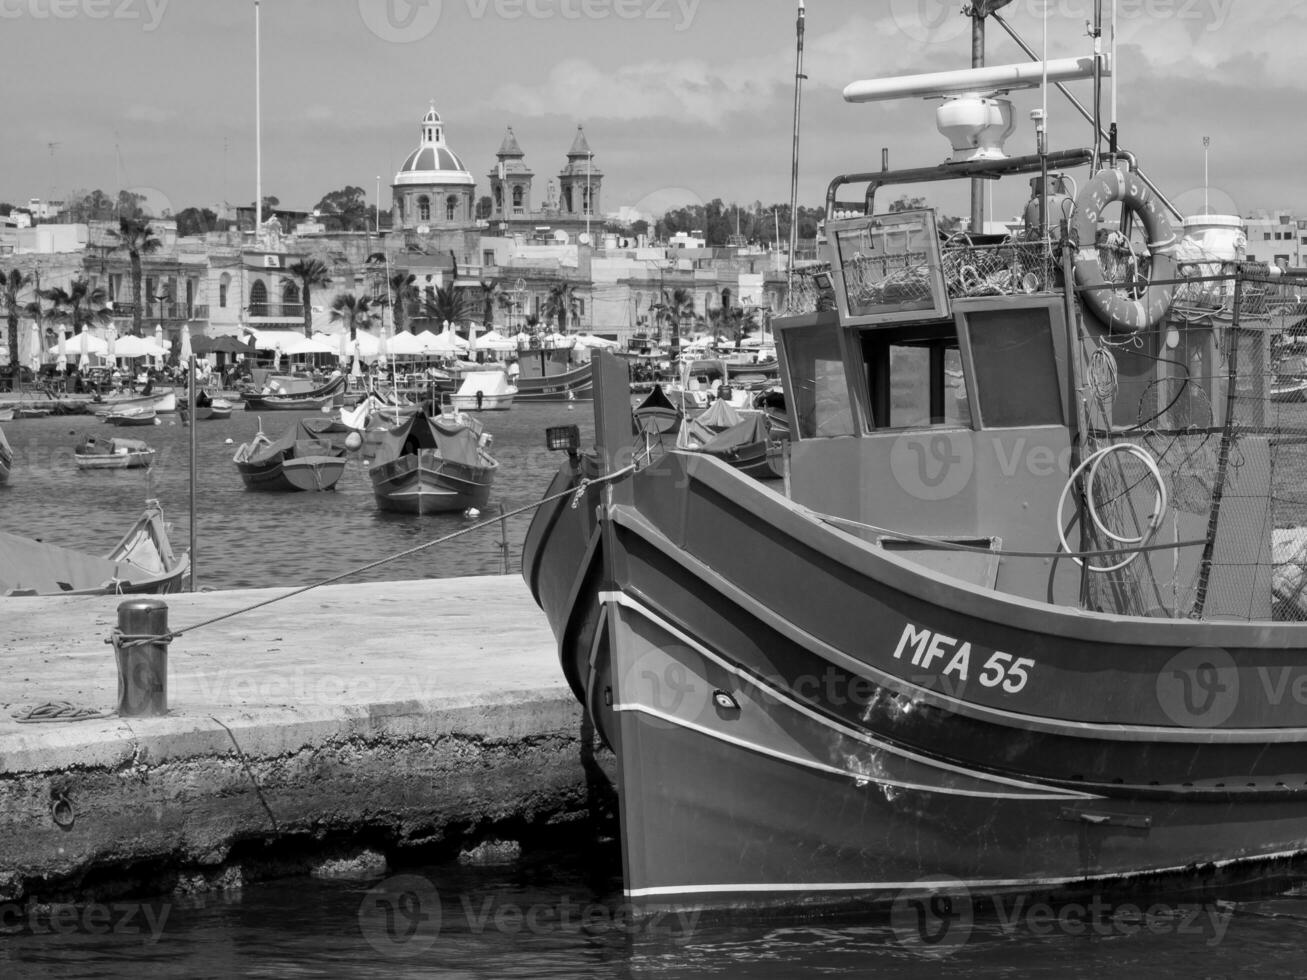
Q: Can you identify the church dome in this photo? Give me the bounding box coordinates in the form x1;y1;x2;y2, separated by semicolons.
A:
393;103;475;188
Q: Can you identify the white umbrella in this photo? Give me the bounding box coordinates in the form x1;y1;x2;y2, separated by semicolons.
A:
106;324;117;360
377;325;389;369
283;334;338;356
387;330;428;356
78;329;90;371
154;324;166;368
56;329;67;373
179;326;193;365
467;322;479;352
113;335;168;359
46;332;108;356
27;322;40;372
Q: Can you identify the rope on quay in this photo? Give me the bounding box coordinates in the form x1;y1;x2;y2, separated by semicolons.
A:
109;463;637;651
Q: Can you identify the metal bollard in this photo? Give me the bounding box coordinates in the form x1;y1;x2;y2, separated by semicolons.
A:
114;598;169;717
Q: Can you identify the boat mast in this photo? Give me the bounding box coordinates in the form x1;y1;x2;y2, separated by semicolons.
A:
255;0;263;234
969;7;985;233
786;0;805;300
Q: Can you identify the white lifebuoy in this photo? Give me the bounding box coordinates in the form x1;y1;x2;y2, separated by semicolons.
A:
1072;168;1178;333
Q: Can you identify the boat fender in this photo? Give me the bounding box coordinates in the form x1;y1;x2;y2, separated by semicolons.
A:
1071;167;1178;333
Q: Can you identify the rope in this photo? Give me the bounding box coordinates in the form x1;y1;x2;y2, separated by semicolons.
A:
111;462;637;650
13;701;115;723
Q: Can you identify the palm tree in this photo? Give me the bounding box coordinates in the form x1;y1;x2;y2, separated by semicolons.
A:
423;284;473;328
41;278;112;337
657;286;695;353
328;292;376;341
2;268;32;379
543;281;579;333
108;216;161;337
281;258;332;337
388;271;419;334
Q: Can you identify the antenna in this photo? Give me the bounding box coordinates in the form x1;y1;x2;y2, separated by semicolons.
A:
46;142;60;208
787;0;805;301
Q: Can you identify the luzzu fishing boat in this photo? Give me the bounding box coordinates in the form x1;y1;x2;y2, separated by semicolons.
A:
522;6;1307;917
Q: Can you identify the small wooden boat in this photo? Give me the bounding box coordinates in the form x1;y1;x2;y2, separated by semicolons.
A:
181;391;236;422
369;410;498;514
92;384;177;417
633;384;681;436
680;411;781;481
0;404;14;422
449;370;517;411
233;419;347;491
0;500;189;596
1272;357;1307;403
241;373;346;411
0;425;11;484
74;436;155;470
104;405;158;427
15;406;50;419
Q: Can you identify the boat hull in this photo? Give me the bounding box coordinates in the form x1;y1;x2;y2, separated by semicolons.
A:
448;393;514;411
281;455;347;491
524;447;1307;914
75;450;155;470
93;389;177;416
104;409;157;427
241;375;347;411
369;452;493;514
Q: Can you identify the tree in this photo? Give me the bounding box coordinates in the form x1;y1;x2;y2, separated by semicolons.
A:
2;268;32;378
329;292;376;341
388;271;419;333
116;190;148;218
314;186;370;232
41;277;111;337
281;258;332;338
478;278;504;328
175;207;217;238
422;284;473;328
108;216;161;336
475;195;493;220
543;281;580;333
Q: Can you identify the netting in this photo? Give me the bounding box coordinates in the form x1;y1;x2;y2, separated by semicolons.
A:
1076;266;1307;622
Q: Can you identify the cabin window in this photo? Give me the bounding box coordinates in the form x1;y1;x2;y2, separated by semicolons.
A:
783;324;855;439
858;325;969;429
965;307;1062;427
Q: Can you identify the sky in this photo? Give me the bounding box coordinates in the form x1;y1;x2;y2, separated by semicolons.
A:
2;0;1305;225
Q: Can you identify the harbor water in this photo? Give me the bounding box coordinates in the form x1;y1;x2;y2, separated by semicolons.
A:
0;402;594;589
6;403;1307;977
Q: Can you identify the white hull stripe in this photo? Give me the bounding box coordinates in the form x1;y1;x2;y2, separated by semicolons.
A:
624;846;1307;899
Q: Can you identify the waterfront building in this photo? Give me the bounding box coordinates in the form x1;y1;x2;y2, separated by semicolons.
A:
391;104;477;233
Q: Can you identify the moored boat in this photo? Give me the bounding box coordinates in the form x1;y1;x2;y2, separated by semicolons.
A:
104;405;158;427
448;369;517;411
74;436;155;470
369;409;497;514
0;500;188;595
92;385;177;417
522;11;1307;919
0;425;11;484
0;405;13;423
233;419;348;492
632;384;680;436
241;373;346;411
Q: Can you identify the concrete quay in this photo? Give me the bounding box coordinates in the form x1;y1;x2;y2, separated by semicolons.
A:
0;576;607;903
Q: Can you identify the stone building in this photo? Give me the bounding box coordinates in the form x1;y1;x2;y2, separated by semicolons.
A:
391;104;477;232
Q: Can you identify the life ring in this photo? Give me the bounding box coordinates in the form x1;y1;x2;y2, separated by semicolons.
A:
1072;168;1178;333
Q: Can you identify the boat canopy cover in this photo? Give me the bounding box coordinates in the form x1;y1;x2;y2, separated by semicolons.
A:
373;411;490;468
697;399;743;432
237;419;343;465
635;384;678;415
699;413;772;455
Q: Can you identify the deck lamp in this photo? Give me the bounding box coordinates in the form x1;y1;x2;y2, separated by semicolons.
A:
546;424;581;457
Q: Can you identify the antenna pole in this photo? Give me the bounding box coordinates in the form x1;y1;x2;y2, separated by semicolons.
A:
970;10;985;234
255;0;263;234
1091;0;1103;173
787;0;805;299
1108;0;1118;159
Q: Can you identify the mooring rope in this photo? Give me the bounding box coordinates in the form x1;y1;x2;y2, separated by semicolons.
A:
111;462;637;650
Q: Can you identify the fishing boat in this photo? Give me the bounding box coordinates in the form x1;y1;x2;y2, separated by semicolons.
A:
679;410;781;482
233;419;348;492
92;384;177;417
0;426;11;484
448;369;517;411
183;390;236;421
103;405;158;427
510;347;592;401
240;373;346;411
74;436;155;470
632;384;681;436
0;500;189;595
522;10;1307;918
369;410;497;514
